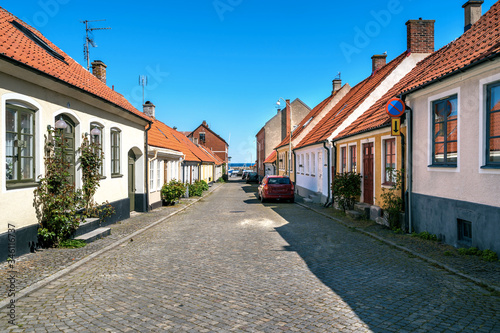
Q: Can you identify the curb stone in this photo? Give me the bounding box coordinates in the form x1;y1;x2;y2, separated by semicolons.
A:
295;202;500;293
0;183;223;309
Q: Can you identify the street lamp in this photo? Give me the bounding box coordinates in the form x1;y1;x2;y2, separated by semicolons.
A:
276;98;293;177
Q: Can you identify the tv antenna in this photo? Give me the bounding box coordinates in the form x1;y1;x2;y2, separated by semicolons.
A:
82;19;111;71
335;71;341;80
139;75;148;104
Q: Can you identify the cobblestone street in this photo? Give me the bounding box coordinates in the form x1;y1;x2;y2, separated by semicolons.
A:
2;181;500;332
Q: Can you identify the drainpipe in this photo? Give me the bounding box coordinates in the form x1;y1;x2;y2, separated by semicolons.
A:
145;122;152;212
323;140;331;206
292;150;297;190
402;95;413;233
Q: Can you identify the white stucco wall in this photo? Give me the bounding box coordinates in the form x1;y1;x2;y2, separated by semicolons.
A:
407;59;500;207
0;72;147;233
295;143;331;202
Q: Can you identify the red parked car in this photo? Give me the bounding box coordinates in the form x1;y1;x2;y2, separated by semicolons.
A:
257;175;295;203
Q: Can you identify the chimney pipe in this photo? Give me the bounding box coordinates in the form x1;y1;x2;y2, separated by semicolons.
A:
143;101;155;119
463;1;483;32
406;19;435;54
371;54;387;74
91;60;107;84
332;79;342;93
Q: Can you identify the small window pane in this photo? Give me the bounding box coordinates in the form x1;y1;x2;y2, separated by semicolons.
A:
6;133;16;156
490;111;500;138
434;144;445;163
6;157;16;180
6;108;16;132
20;112;32;134
489;138;500;163
20;158;33;180
447;142;458;163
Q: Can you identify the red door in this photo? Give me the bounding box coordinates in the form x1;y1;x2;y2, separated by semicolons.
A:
363;143;374;205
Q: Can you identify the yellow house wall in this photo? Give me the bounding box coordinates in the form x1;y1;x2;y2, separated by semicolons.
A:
335;126;407;207
276;147;295;182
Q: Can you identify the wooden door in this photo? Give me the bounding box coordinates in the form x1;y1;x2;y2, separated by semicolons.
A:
363;142;374;205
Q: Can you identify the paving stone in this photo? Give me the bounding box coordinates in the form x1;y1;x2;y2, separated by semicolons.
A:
0;181;499;332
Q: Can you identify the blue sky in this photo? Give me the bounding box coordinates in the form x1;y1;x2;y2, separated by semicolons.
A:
3;0;497;163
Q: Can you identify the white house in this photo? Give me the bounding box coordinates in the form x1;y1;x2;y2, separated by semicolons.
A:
403;1;500;253
0;8;151;261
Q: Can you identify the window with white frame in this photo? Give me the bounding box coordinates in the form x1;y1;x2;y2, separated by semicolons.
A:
157;159;161;189
485;81;500;167
150;160;155;191
305;153;310;174
90;122;104;176
110;128;121;175
311;152;316;175
5;103;36;188
383;138;396;184
349;145;357;172
340;146;347;173
431;95;458;166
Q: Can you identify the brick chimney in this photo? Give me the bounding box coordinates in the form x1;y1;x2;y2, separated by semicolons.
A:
332;78;342;94
286;99;291;136
406;19;435;53
463;0;483;32
143;101;155;119
91;60;107;84
371;54;387;74
202;120;209;128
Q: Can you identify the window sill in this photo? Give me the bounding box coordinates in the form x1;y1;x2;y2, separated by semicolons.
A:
100;176;107;180
111;174;123;178
480;165;500;169
6;181;39;190
427;164;457;168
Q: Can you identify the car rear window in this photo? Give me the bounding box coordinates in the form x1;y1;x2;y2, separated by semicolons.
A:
268;178;291;185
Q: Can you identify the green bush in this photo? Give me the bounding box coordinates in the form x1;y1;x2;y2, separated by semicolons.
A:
59;239;87;248
411;231;438;241
161;179;186;204
188;180;209;197
481;249;499;262
380;168;405;229
458;247;499;262
332;172;362;212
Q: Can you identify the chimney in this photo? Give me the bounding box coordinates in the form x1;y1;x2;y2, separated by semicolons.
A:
143;101;155;119
202;120;208;128
371;54;387;74
91;60;107;84
406;19;435;53
332;78;342;93
463;0;483;32
286;99;291;136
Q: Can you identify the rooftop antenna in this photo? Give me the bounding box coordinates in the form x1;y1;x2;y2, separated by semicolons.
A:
82;19;111;71
335;71;341;80
139;75;148;104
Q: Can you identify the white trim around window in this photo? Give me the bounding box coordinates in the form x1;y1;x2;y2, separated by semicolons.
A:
479;72;500;174
426;87;461;173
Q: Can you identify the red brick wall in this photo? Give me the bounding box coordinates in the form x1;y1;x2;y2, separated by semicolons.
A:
190;125;228;163
406;19;435;54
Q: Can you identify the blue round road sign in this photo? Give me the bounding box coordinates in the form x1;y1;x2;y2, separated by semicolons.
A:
386;98;406;117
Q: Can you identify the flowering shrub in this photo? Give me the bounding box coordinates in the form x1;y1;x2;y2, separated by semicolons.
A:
161;179;186;204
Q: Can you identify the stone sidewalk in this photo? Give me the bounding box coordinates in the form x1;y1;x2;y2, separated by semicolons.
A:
296;198;500;293
0;182;224;306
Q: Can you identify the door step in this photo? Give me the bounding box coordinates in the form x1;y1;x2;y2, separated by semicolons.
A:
74;227;111;243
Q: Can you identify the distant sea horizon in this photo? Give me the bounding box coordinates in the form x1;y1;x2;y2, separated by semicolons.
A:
228;163;254;168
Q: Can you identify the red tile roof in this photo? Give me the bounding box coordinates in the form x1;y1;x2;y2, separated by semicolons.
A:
275;88;343;150
0;7;150;122
149;118;218;163
264;150;277;164
296;52;408;149
336;2;500;140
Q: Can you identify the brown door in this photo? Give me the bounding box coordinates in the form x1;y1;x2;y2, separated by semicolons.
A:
363;142;374;205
